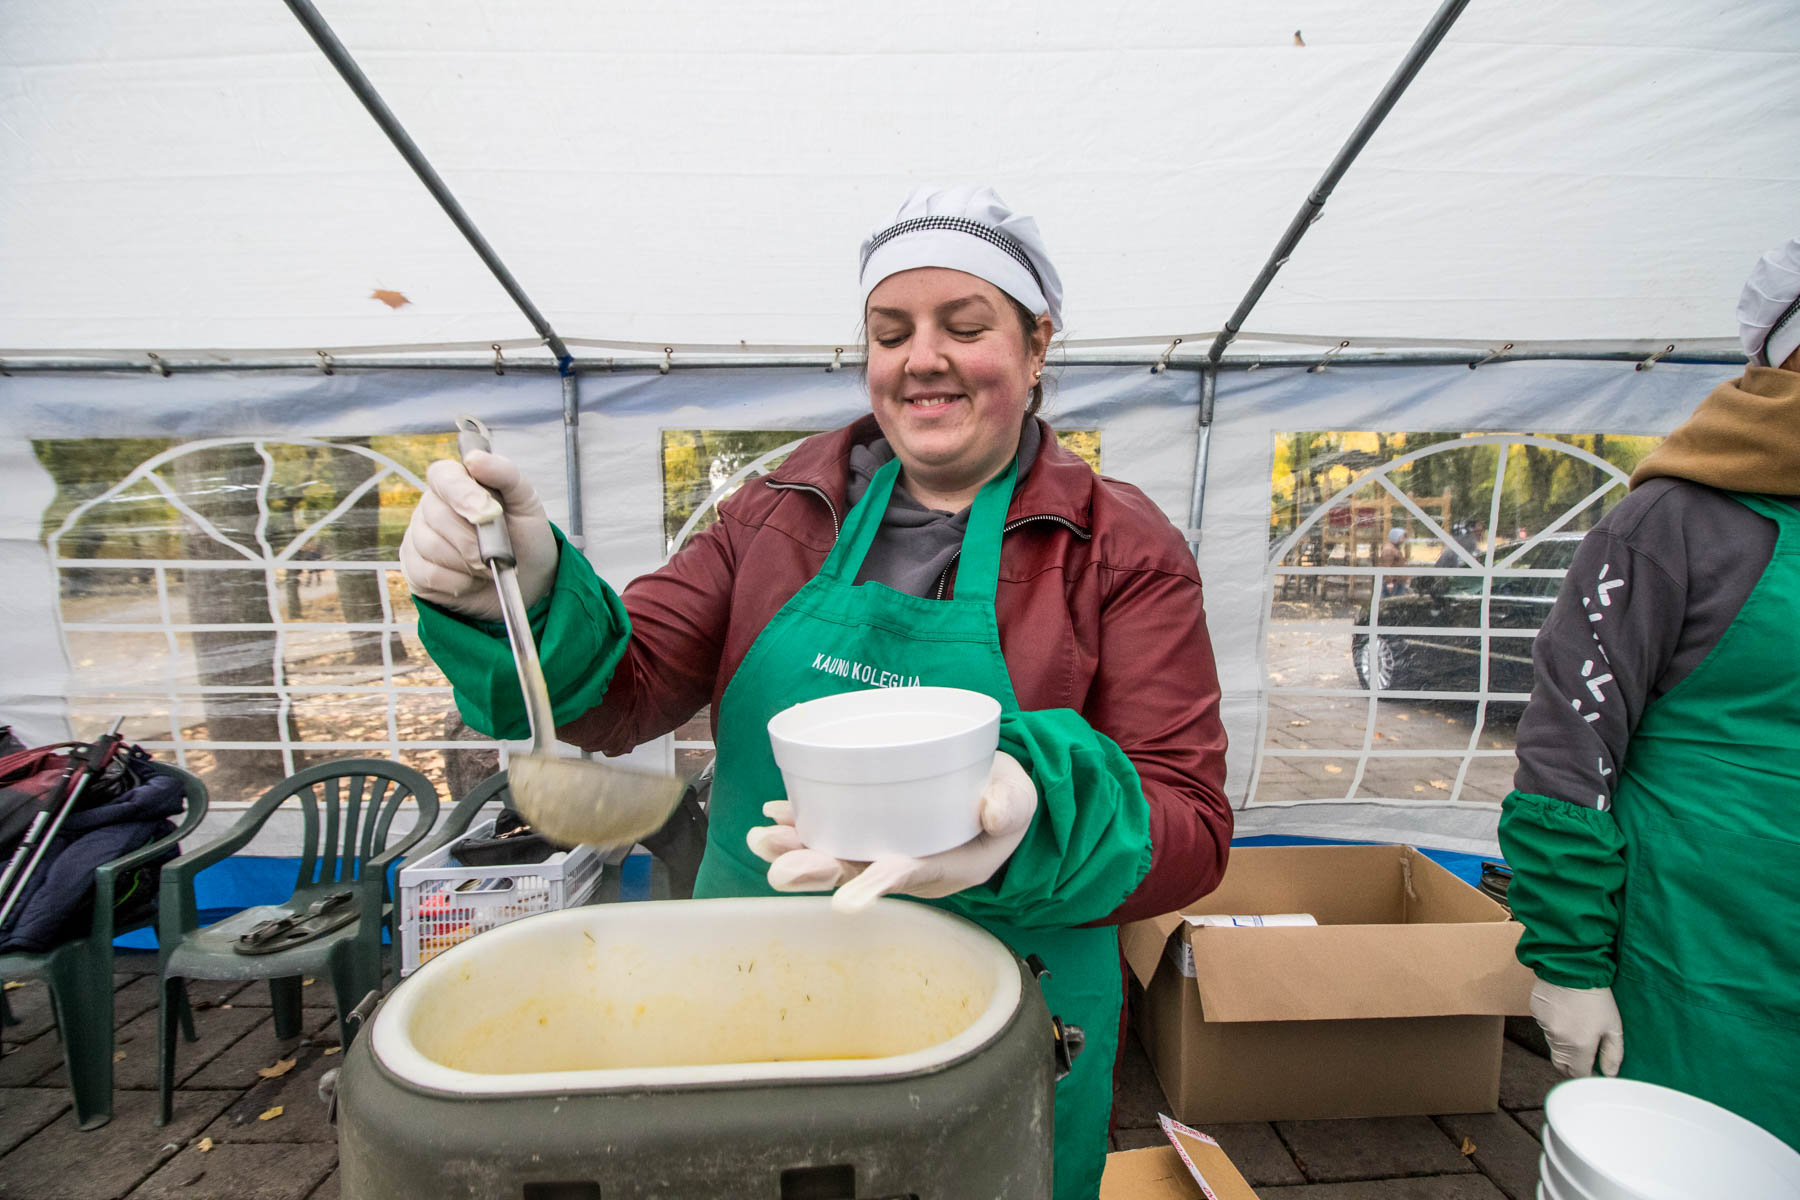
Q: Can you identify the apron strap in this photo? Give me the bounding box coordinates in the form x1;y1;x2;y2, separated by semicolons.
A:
817;451;1021;601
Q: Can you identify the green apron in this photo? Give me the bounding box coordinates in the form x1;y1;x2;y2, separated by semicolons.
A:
693;455;1122;1200
1609;492;1800;1148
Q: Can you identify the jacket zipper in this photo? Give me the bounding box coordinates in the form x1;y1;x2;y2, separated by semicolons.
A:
934;514;1091;601
765;480;841;541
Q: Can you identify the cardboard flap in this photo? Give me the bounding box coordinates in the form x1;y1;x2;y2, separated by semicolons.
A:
1188;922;1534;1022
1121;912;1186;986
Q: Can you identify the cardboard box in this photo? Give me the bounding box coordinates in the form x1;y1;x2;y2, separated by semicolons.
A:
1100;1116;1260;1200
1120;845;1534;1124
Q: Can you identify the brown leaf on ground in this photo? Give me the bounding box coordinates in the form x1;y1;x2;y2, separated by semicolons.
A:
1323;764;1343;774
1396;713;1410;721
323;1046;342;1056
2;980;25;991
1460;1137;1477;1156
1429;779;1450;790
370;288;411;310
257;1057;297;1079
197;1137;214;1153
112;1050;127;1062
302;977;316;986
257;1105;284;1122
1288;719;1310;727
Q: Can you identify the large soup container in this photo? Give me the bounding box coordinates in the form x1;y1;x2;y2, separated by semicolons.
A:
337;897;1054;1199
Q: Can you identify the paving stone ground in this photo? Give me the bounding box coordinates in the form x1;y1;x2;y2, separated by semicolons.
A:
3;953;1564;1198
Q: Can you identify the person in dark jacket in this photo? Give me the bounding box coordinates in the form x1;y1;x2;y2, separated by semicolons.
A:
399;185;1232;1199
1499;235;1800;1148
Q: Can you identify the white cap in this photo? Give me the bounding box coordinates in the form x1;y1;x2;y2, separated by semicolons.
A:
1387;527;1407;545
1737;237;1800;368
859;185;1064;331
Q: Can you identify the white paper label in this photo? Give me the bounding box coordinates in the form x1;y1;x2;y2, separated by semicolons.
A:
1182;912;1318;928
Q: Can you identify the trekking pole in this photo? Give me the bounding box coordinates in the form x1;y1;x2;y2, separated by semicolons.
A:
0;717;127;931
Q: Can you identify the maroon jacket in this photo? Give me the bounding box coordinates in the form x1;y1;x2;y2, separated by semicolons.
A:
563;415;1231;923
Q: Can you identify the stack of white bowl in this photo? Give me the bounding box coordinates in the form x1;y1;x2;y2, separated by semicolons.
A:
1539;1077;1800;1199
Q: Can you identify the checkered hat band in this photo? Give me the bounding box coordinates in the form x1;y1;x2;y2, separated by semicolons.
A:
861;216;1044;292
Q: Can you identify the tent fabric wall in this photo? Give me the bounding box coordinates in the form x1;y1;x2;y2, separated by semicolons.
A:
0;355;1733;856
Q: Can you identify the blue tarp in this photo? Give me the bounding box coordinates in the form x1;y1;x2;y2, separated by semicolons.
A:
115;839;1493;948
114;851;660;948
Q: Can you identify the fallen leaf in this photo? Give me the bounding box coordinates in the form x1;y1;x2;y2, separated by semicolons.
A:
257;1105;284;1122
220;1003;232;1010
1323;764;1343;774
197;1137;214;1153
1287;719;1310;727
370;288;411;310
1414;785;1427;792
302;978;315;987
1317;674;1341;682
2;981;25;991
1374;731;1385;740
1396;713;1410;721
1429;779;1450;790
323;1046;341;1056
112;1050;127;1062
257;1057;297;1079
1460;1137;1478;1156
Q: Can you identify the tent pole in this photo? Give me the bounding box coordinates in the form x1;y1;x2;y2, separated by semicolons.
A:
0;347;1745;373
1185;365;1217;557
562;371;585;549
280;0;572;369
1204;0;1473;363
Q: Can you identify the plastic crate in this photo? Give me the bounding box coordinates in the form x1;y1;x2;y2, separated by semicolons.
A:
397;817;604;976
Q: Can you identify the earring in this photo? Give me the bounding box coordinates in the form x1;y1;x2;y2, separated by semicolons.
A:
1033;369;1042;382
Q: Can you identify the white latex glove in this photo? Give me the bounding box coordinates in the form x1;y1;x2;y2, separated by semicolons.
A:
746;750;1038;914
1531;977;1624;1078
399;449;559;621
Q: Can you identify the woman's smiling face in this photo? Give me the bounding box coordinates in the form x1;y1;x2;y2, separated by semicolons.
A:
865;267;1050;511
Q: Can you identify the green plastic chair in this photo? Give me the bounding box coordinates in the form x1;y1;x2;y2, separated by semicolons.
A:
0;761;208;1130
153;758;437;1125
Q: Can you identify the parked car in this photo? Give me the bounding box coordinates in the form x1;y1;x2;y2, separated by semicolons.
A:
1349;533;1586;696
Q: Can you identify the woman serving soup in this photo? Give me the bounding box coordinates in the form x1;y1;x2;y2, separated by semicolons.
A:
401;185;1231;1198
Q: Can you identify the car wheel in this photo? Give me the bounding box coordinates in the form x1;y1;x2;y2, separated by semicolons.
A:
1353;634;1403;692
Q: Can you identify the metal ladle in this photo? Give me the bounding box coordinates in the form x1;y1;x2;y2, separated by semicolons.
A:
456;416;686;848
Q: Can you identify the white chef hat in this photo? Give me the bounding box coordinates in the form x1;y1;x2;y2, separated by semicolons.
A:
859;185;1064;331
1737;236;1800;368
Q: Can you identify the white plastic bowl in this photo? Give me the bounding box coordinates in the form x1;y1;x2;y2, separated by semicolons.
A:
767;686;1001;860
1543;1077;1800;1200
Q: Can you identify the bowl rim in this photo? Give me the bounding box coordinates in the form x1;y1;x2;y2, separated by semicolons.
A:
767;686;1002;753
369;896;1025;1096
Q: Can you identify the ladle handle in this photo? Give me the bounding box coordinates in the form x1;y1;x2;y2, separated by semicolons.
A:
454;415;516;568
455;415;556;756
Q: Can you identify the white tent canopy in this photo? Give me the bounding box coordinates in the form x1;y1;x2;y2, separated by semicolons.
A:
5;0;1796;355
3;1;1796;857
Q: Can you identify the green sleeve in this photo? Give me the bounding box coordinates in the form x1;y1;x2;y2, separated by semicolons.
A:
1497;789;1627;988
413;525;631;740
940;708;1152;931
